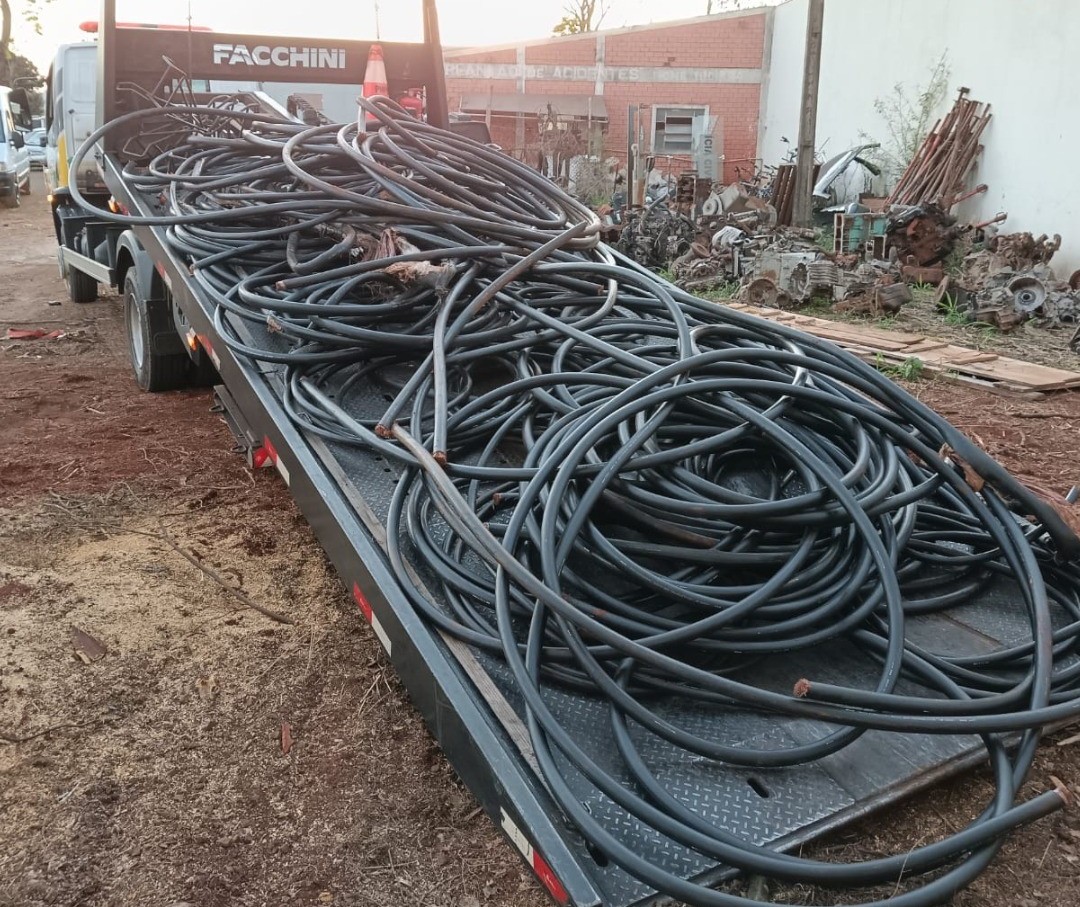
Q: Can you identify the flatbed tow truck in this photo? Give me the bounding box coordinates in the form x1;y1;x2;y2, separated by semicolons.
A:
46;4;1056;905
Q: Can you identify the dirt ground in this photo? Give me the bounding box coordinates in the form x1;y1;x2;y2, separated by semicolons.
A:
0;177;550;907
2;176;1079;907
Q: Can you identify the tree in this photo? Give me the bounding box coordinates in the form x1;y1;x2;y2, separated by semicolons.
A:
1;0;52;86
6;50;43;114
553;0;609;36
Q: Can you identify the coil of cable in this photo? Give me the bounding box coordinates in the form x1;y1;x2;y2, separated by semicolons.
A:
69;96;1080;907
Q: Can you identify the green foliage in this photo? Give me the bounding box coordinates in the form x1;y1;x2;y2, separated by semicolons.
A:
895;356;926;381
22;0;49;36
698;281;741;301
874;353;925;381
553;16;584;35
860;53;950;182
937;292;969;326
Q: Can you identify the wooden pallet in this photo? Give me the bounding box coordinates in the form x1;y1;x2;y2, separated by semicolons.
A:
726;303;1080;397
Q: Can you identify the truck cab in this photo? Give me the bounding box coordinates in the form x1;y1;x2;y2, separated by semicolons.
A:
0;85;32;208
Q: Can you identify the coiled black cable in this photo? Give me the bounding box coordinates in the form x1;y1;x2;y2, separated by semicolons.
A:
72;96;1080;907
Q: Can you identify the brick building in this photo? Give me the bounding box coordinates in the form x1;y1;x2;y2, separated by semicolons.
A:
443;10;770;185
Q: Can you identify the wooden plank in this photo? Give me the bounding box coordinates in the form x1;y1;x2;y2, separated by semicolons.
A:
805;327;918;352
849;349;1047;400
901;340;951;354
723;302;1080;392
940;357;1080;390
937;350;1001;365
734;304;928;345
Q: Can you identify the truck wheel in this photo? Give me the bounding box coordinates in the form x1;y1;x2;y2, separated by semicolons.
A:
124;272;190;392
2;189;19;209
20;174;31;195
66;265;98;303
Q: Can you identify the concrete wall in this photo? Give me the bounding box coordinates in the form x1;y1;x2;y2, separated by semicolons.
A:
762;0;1080;273
445;11;769;183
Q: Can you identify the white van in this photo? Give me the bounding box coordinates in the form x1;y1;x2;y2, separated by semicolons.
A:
0;85;32;209
44;42;103;196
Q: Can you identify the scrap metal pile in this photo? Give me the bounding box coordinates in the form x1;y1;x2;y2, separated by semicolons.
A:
607;85;1076;348
948;232;1080;341
614;182;1080;345
73;98;1080;906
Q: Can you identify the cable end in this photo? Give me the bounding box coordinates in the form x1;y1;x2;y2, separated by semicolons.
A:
1050;775;1075;807
434;450;448;468
375;423;392;439
793;678;811;698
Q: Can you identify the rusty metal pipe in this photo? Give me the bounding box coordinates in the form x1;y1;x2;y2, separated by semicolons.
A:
973;212;1008;230
951;183;988;206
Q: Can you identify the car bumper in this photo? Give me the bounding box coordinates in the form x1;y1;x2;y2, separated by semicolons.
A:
0;172;19;196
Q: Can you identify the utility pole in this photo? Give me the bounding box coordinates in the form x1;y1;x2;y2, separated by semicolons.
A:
792;0;825;227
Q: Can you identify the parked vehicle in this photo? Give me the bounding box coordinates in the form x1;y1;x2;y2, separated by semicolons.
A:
0;85;32;208
26;127;47;170
44;41;102;198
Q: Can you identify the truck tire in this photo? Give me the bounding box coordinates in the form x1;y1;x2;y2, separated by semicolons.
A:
124;272;190;392
21;173;31;195
1;189;19;209
66;265;98;303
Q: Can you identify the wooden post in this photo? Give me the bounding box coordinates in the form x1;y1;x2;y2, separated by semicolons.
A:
793;0;825;227
634;109;647;206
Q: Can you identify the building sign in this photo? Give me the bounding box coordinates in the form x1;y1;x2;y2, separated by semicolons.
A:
697;132;717;180
212;43;347;69
444;62;760;85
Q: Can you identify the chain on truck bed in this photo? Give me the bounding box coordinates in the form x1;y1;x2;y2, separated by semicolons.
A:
69;96;1080;907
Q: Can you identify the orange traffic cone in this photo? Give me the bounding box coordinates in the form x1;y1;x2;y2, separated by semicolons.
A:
361;43;388;128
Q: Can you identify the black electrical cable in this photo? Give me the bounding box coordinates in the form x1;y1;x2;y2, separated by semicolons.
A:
72;95;1080;907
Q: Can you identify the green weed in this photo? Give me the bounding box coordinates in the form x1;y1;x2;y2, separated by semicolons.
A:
699;281;741;301
937;292;970;326
875;353;926;381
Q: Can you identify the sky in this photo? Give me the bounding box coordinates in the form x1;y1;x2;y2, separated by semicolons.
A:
11;0;781;74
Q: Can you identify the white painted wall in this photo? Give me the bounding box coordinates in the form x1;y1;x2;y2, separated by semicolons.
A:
762;0;1080;274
